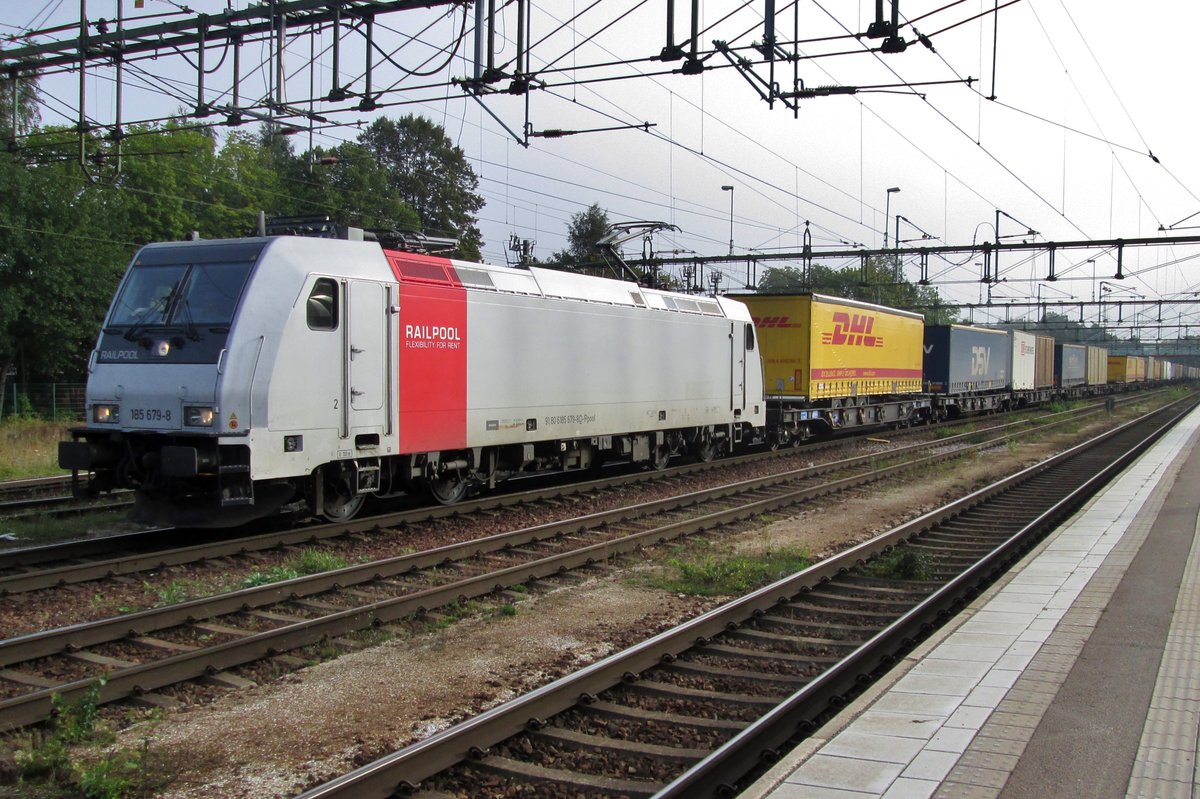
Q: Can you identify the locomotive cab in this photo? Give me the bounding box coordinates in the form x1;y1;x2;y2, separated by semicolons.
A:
58;239;277;526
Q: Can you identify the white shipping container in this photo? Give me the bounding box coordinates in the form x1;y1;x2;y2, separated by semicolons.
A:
1011;330;1037;391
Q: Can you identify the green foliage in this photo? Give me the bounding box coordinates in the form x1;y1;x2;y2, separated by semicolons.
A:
0;72;40;138
549;203;611;271
996;311;1117;344
241;548;348;587
76;748;147;799
645;542;811;596
757;258;958;325
864;548;933;581
146;579;198;607
1046;400;1079;414
1;84;483;383
418;599;481;632
0;417;66;480
0;130;131;383
358;115;485;259
51;680;103;745
297;141;420;234
13;676;167;798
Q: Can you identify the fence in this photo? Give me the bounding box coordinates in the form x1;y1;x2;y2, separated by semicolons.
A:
0;382;87;422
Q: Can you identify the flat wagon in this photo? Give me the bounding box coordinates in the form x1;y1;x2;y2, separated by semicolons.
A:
923;324;1012;416
1055;343;1088;388
738;293;929;443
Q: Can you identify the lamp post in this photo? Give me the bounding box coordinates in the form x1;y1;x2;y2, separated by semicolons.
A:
883;187;900;248
721;185;734;255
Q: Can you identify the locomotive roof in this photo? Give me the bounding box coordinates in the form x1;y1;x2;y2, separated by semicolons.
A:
386;248;743;320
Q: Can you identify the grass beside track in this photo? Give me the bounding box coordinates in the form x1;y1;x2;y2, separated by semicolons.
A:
0;420;70;481
641;539;812;596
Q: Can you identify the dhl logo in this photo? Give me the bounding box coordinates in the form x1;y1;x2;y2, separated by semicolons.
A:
752;316;803;328
821;312;884;347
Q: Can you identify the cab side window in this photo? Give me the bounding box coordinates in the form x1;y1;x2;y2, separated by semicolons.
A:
745;323;756;351
307;278;339;330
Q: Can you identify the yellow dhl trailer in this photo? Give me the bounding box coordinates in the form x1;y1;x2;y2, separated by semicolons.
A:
739;293;925;401
1107;355;1146;383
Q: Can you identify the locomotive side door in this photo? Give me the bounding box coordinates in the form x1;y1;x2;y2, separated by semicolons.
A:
731;322;747;413
344;280;388;436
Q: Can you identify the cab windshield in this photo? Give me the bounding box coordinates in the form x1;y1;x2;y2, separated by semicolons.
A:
110;261;252;328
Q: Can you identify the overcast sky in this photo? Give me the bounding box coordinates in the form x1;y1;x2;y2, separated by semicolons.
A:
9;1;1200;332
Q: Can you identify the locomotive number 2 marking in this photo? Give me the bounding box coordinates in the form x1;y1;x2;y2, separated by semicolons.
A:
971;346;991;376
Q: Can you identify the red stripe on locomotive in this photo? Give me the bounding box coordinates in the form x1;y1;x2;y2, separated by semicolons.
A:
386;252;468;452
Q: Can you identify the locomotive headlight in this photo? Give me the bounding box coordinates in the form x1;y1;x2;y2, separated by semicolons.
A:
92;404;119;424
185;405;216;427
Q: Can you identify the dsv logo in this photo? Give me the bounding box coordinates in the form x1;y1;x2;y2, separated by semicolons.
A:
971;346;991;375
821;312;884;347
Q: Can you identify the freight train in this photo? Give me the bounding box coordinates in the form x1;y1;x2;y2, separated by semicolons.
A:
58;233;764;527
59;228;1196;527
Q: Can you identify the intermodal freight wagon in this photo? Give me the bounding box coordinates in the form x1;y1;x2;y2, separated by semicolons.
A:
923;325;1012;416
1055;343;1088;388
739;293;929;443
1107;355;1145;383
1011;331;1055;393
1086;346;1109;388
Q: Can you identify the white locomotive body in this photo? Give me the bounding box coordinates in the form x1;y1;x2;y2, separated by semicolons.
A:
60;234;765;526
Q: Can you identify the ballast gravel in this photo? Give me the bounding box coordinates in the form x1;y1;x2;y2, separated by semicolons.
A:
11;407;1140;798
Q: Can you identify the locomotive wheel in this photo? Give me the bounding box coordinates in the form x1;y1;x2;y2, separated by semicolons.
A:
695;434;719;463
318;466;366;522
653;445;672;470
428;473;468;505
322;486;366;522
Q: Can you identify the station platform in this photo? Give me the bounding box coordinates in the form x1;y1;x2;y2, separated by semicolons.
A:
744;403;1200;799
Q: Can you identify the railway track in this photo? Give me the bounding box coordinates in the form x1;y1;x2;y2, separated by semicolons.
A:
0;399;1111;731
0;474;133;522
290;394;1198;799
0;393;1155;539
0;398;1129;597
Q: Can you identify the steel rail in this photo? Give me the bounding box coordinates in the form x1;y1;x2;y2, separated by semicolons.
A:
0;400;1090;594
0;401;1091;731
654;398;1197;798
2;389;1155;577
292;396;1197;799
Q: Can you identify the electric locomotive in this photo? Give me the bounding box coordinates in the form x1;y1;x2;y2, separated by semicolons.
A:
59;229;765;527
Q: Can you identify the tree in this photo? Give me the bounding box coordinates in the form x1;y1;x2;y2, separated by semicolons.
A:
996;312;1117;343
757;265;807;294
757;258;958;325
549;204;611;273
293;141;420;234
0;74;40;140
202;128;292;235
0;128;131;383
358;115;484;260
